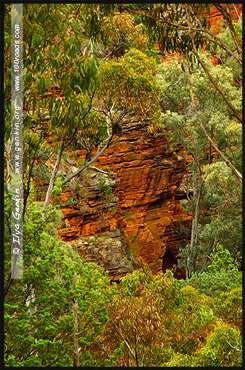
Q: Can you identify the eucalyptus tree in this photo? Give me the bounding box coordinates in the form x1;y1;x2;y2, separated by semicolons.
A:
122;3;242;178
89;3;242;278
9;4;161;217
157;45;242;277
21;4;100;218
4;191;114;366
121;3;242;278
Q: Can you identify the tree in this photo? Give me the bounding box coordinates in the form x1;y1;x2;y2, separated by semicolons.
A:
156;36;242;276
100;269;219;367
7;4;162;217
4;192;113;367
196;322;242;367
164;322;242;367
4;6;243;367
100;269;180;366
124;3;242;172
61;46;161;187
23;4;104;218
183;244;242;297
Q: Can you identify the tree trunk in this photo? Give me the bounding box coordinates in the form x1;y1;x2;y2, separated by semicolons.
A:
187;166;202;280
72;299;79;367
42;136;64;219
26;283;38;356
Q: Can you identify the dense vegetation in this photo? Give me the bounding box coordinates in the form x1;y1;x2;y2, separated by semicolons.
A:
4;3;242;367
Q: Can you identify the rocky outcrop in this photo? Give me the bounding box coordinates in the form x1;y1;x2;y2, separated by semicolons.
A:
58;119;191;280
67;230;139;281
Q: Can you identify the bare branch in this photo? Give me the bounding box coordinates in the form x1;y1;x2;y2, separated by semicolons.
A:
62;134;114;186
161;76;184;93
99;44;125;66
42;136;65;219
90;166;110;175
226;340;242;352
114;323;135;360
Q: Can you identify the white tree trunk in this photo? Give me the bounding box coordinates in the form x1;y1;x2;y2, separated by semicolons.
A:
42;136;64;219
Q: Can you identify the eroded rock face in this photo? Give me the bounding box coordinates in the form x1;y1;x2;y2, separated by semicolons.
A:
65;229;139;281
58;120;191;279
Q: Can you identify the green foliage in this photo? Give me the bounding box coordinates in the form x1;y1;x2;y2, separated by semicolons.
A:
4;5;242;368
164;322;242;367
101;11;149;54
96;176;114;203
196;322;242;367
213;16;242;84
143;5;192;54
100;269;237;367
51;177;62;197
214;288;242;330
65;197;77;207
186;269;241;298
163;352;198;367
200;163;242;256
23;4;100;131
208;243;234;272
4;194;242;368
36;143;53;162
158;48;242;271
4;198;112;367
98;47;161;122
183;245;241;297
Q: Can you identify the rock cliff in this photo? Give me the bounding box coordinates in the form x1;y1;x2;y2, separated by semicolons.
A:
57;119;191;280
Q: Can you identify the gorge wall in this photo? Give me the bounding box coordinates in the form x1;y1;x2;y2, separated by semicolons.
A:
56;119;191;280
39;5;242;282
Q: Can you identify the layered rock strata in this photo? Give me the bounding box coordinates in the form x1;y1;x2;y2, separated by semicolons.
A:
58;120;191;279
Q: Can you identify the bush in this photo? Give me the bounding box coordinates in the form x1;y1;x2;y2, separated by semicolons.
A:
186;268;241;297
214;287;242;330
186;244;242;297
196;322;242;367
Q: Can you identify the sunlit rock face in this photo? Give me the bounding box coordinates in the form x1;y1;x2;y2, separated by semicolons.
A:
58;120;191;280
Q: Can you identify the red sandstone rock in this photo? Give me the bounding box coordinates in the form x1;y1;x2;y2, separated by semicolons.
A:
58;120;191;278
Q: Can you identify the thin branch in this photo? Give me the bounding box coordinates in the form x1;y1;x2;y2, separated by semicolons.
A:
188;6;242;65
65;86;97;150
232;4;240;19
186;6;242;112
45;350;69;367
214;5;242;56
185;51;242;184
161;76;184;93
226;340;242;352
98;44;124;66
114;323;135;360
128;5;242;65
62;134;114;186
32;148;56;173
42;136;65;219
76;319;93;337
90;166;110;175
191;43;242;124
